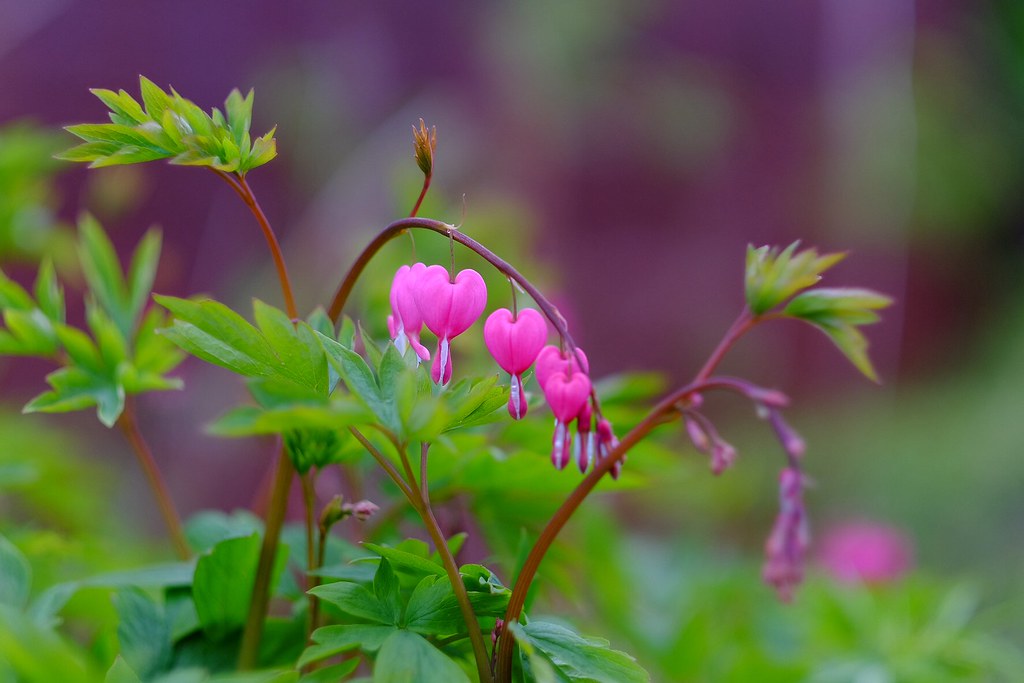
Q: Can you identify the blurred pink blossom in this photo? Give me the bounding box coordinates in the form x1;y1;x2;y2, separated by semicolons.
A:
818;521;913;584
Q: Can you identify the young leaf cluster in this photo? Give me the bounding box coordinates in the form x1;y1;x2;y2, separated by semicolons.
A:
155;296;508;471
0;215;183;427
304;542;510;680
57;76;276;175
744;241;892;381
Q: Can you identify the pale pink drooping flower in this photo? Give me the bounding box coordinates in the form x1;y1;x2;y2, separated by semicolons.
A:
414;265;488;385
483;307;547;419
387;263;431;361
763;467;809;602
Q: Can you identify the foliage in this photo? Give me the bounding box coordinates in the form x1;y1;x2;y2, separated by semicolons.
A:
0;74;999;683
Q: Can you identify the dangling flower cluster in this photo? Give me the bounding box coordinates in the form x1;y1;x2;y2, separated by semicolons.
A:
387;266;621;475
762;467;809;602
386;263;487;385
483;307;547;419
534;346;595;471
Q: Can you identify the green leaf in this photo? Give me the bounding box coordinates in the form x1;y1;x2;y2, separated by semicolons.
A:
745;242;846;315
192;533;287;640
298;624;396;667
139;76;173;120
104;657;142;683
184;509;263;553
90;87;148;125
308;582;396;626
371;630;471;683
3;308;58;355
114;588;171;679
0;534;31;608
34;258;65;324
253;302;328;392
155;295;280;378
207;399;368;438
362;543;446;584
373;559;402;625
78;214;132;334
126;228;162;323
24;365;125;427
0;269;35;310
297;661;360;683
783;288;893;383
511;621;650;683
403;576;463;635
318;332;393;425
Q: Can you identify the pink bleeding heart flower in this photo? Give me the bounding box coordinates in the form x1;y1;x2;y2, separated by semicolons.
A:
542;371;591;470
534;345;589;389
387;263;431;361
818;521;912;585
483;307;547;419
414;265;488;385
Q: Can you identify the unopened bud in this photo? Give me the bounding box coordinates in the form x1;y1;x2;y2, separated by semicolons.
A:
345;499;379;522
412;118;437;176
684;415;710;453
319;494;347;531
710;440;737;476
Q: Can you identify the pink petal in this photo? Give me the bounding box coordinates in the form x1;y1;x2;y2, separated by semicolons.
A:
535;345;589;389
415;266;487;339
484;308;548;375
542;371;591;422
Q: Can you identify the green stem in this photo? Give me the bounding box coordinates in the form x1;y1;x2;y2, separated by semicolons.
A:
352;432;494;683
116;402;190;560
493;309;758;682
238;448;294;670
300;472;318;641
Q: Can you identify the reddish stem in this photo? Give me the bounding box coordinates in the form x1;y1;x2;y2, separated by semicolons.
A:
238;448;294;669
493;309;758;682
410;173;431;218
117;403;190;561
212;170;299;318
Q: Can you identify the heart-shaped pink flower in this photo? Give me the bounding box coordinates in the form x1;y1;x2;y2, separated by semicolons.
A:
413;265;487;385
387;263;430;361
484;307;547;419
534;345;589;389
543;371;591;470
483;308;547;375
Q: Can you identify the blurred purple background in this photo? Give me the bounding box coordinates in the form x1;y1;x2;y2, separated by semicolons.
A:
2;0;1023;579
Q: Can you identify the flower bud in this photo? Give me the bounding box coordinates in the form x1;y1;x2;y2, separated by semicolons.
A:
412;118;436;176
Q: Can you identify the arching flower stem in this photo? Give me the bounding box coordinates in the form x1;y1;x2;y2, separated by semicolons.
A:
326;217;596;412
493;308;761;682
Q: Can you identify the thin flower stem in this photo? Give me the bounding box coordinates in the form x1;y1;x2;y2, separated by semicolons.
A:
116;403;190;561
420;442;430;502
493;310;760;682
410;173;431;218
351;431;493;683
300;472;318;641
348;427;415;502
211;170;299;319
412;442;493;683
238;448;294;670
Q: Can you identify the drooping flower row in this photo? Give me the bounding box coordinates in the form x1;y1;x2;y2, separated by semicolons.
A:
386;263;620;474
